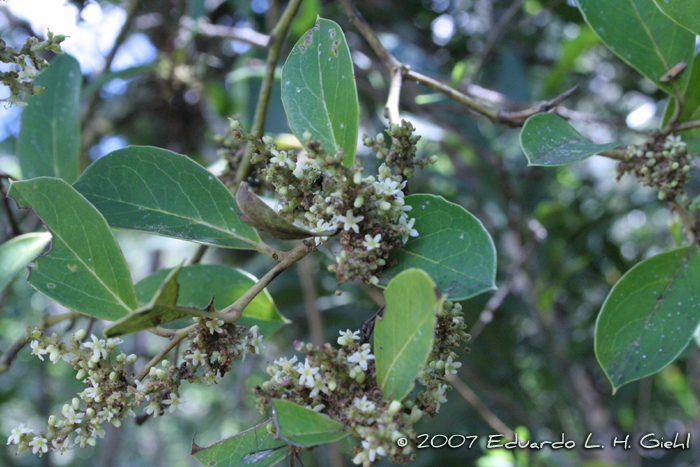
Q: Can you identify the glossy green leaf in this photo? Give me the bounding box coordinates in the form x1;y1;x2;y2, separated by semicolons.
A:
133;264;287;336
577;0;695;97
271;398;348;447
662;52;700;158
192;419;288;467
380;194;496;300
376;269;442;401
652;0;700;35
236;182;336;240
104;265;218;338
0;232;51;293
282;18;359;165
73;146;261;250
520;113;619;166
17;54;81;183
595;246;700;393
7;178;137;320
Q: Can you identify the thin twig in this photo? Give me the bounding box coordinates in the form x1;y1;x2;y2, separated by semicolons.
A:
189;245;208;265
446;374;515;440
180;17;270;48
467;0;526;86
673;119;700;133
233;0;305;189
385;68;402;123
670;201;696;243
338;0;400;72
220;242;311;319
1;184;21;237
0;311;81;375
298;256;324;346
133;331;188;382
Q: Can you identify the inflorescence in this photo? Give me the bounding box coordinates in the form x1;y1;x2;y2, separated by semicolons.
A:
7;318;263;456
224;119;435;286
255;301;470;466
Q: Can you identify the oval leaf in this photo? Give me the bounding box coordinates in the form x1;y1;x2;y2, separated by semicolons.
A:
282;18;359;166
0;232;51;293
271;398;348;447
520;113;619;166
236;182;335;240
104;265;219;338
133;264;287;336
17;54;81;183
577;0;695;97
8;178;137;320
652;0;700;35
192;419;288;467
73;146;262;250
595;246;700;393
375;269;443;402
380;194;496;300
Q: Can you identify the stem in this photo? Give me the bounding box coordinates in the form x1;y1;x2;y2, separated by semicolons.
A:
189;245;208;265
233;0;305;189
338;0;400;72
0;311;81;375
385;68;402;123
670;201;696;243
219;242;311;320
133;329;189;382
673;119;700;132
298;256;324;346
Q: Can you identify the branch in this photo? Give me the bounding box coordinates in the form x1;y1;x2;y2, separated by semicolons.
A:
133;330;188;382
298;256;324;346
0;311;81;375
446;374;515;440
233;0;305;189
338;0;400;72
219;241;312;320
385;67;402;123
180;17;270;48
673;119;700;133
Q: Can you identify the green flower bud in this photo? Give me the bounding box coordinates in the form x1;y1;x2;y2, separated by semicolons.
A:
48;415;57;426
86;408;96;418
74;329;86;341
388;400;402;415
76;369;86;380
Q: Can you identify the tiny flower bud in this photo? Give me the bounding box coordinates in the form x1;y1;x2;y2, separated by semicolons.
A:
116;354;125;363
112;419;122;428
126;354;138;364
262;135;273;145
355;371;366;384
379;201;391;211
376;133;385;144
76;369;86;380
48;415;57;426
337;336;348;346
436;360;445;370
229;119;242;130
361;343;371;351
87;437;97;446
410;406;423;423
162;360;170;368
155;369;168;380
302;131;313;142
388;400;402;415
110;372;118;381
429;155;439;164
72;398;80;410
364;137;373;146
74;329;86;341
328;380;337;391
86;408;96;418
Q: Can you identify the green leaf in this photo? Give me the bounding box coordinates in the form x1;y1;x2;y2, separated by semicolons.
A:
661;52;700;158
520;113;619;166
0;232;51;293
282;18;359;166
133;264;287;336
577;0;695;97
271;399;348;447
236;182;336;240
104;265;219;338
595;246;700;393
652;0;700;35
73;146;262;250
17;54;81;183
7;178;137;320
192;419;288;467
380;194;496;300
375;269;443;401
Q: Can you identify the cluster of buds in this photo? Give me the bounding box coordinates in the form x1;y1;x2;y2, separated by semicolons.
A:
363;120;436;178
617;134;692;202
7;318;264;456
255;301;470;466
0;30;66;107
225;119;434;285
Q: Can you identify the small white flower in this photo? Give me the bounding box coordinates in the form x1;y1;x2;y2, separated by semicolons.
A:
7;424;33;445
353;396;376;413
184;349;207;367
248;325;264;353
400;217;419;244
62;406;84;426
83;335;108;360
162;392;185;413
30;340;47;361
29;436;49;454
361;437;386;462
444;356;462;375
91;424;106;439
362;233;382;251
295;358;320;388
336;210;364;234
270;149;295;169
348;348;374;371
273;355;298;372
337;329;360;346
375;178;401;196
145;398;161;416
205;318;225;335
106;337;123;349
664;134;686;149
